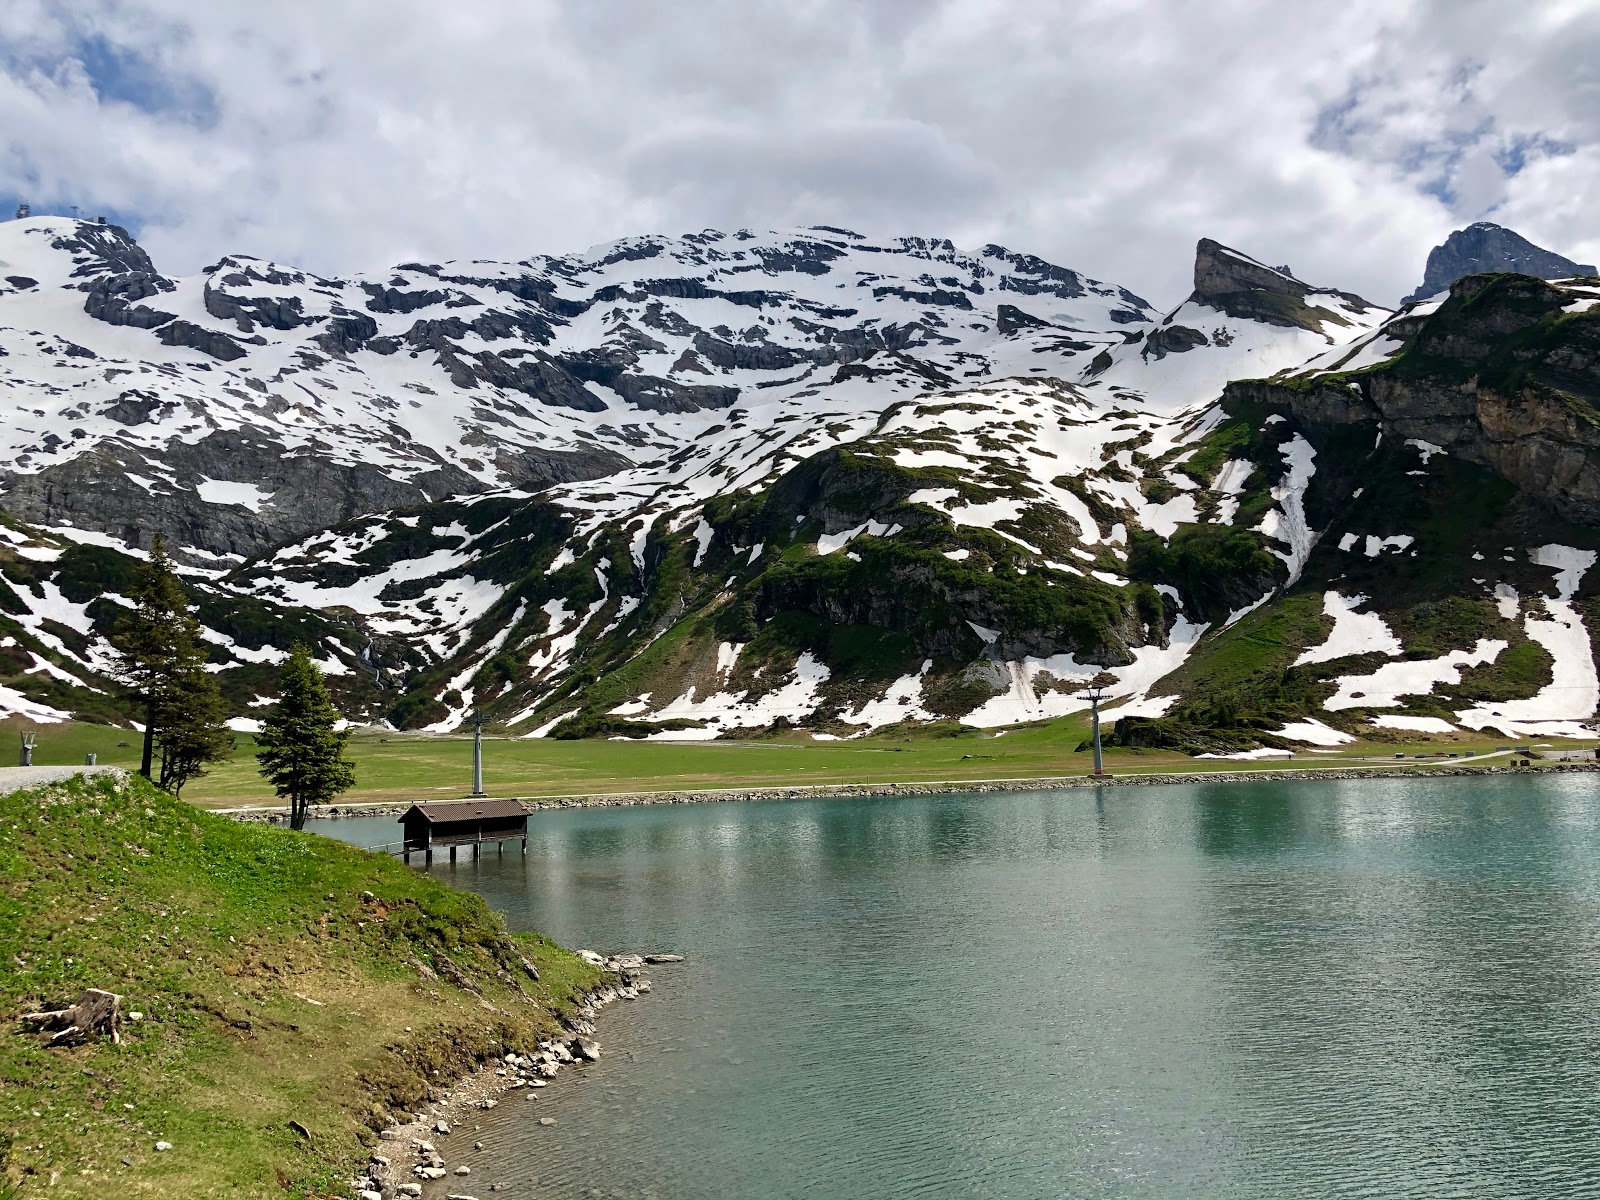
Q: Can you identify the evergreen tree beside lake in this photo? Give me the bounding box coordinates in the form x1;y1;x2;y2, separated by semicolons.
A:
157;664;234;798
256;644;357;830
109;533;233;790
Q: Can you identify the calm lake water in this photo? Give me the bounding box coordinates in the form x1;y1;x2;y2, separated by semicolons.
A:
326;776;1600;1198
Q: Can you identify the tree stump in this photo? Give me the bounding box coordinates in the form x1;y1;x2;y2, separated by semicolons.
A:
21;988;123;1046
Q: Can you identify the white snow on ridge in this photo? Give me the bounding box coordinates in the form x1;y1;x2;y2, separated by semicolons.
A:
1373;715;1457;733
1210;457;1253;525
1406;439;1446;465
1360;534;1414;557
1325;640;1506;711
1440;545;1600;736
1530;544;1596;600
892;447;971;471
817;520;900;554
961;615;1209;728
0;682;73;723
838;660;935;730
1086;292;1387;415
1273;718;1354;745
1256;435;1317;586
644;651;832;738
521;708;580;738
1456;597;1598;734
1294;592;1402;666
690;519;714;567
195;478;274;512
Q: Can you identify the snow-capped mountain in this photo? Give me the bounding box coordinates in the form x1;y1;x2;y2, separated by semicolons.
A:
0;218;1152;560
3;214;1597;749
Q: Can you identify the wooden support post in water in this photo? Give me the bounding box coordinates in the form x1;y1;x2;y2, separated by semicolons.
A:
522;837;527;854
449;845;456;864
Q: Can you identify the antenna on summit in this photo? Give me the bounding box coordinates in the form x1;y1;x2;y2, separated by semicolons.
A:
14;200;29;220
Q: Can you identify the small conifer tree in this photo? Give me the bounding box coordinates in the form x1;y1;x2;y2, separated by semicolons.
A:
157;664;235;797
256;644;357;830
111;533;217;780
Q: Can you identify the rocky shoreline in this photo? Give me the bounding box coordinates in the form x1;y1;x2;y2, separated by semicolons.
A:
223;760;1600;825
361;951;679;1200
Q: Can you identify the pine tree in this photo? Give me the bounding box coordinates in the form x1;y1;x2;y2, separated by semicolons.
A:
157;665;234;797
256;645;356;830
111;533;209;779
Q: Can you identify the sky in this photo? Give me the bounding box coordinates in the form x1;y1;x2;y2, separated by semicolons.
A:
1;0;1596;307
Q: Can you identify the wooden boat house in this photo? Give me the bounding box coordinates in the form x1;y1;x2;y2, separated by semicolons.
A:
399;799;529;864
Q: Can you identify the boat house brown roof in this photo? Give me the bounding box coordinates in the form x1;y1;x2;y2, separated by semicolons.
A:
399;799;530;857
402;799;529;823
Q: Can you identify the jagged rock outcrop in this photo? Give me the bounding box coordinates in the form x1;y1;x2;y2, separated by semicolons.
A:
1191;238;1377;333
1405;222;1597;304
156;319;249;361
1142;324;1208;359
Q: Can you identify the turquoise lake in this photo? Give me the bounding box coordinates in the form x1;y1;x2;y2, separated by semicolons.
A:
325;775;1600;1198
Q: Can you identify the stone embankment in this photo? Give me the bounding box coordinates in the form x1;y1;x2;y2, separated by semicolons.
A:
222;760;1600;826
364;952;676;1200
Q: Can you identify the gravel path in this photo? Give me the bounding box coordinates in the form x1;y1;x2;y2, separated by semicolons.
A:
0;764;124;791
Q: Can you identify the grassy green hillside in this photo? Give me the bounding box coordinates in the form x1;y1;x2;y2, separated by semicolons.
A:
0;772;601;1198
6;718;1580;813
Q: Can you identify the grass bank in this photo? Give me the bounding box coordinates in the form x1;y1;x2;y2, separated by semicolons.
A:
0;771;601;1198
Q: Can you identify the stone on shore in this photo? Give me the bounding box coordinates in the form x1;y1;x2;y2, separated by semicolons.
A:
644;953;684;963
576;1036;601;1061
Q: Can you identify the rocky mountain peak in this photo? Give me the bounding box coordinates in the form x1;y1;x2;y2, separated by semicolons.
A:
0;217;158;289
1193;238;1308;304
1188;237;1376;332
1405;222;1597;304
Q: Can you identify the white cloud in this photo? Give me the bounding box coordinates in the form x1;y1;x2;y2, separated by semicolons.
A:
1;0;1595;306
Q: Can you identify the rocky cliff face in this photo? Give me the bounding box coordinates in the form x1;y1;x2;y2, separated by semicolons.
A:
1404;222;1597;304
1242;271;1600;525
1189;238;1379;333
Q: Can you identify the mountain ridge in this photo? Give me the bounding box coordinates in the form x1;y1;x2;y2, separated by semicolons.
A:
1404;221;1596;304
2;216;1597;750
